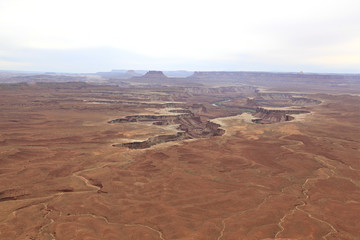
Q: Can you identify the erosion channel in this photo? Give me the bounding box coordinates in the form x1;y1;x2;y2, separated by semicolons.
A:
109;93;317;149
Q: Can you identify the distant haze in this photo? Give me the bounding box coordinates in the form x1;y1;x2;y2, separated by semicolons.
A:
0;0;359;73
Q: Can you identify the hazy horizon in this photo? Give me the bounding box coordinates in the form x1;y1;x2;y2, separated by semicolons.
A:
1;68;360;75
1;0;359;73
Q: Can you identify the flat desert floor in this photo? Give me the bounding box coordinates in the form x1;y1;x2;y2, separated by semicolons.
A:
0;81;359;240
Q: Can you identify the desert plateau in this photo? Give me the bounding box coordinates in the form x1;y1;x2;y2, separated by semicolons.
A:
0;71;359;240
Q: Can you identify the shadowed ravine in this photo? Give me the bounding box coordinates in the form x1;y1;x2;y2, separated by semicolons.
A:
109;111;225;149
109;104;311;149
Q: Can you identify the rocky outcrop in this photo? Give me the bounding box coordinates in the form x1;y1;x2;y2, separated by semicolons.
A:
109;108;224;149
252;107;309;124
108;113;193;124
188;103;207;113
255;93;321;106
254;107;309;115
245;98;259;107
205;122;225;136
289;97;321;105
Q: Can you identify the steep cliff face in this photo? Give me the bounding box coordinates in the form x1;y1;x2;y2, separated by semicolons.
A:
109;105;223;149
252;107;308;124
188;103;207;114
108;113;194;124
255;93;321;106
254;107;309;115
289;97;321;105
245;98;259;107
205;122;225;136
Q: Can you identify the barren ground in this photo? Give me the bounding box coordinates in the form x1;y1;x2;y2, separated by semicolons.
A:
0;80;359;240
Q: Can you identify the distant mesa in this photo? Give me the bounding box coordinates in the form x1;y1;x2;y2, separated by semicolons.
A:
140;70;168;79
124;70;141;77
96;69;143;79
110;69;147;75
163;70;194;78
97;70;173;81
138;70;194;78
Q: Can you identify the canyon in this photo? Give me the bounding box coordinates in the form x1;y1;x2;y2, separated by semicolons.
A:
0;71;359;240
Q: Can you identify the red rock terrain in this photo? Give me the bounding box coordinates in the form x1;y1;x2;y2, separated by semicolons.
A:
0;80;359;240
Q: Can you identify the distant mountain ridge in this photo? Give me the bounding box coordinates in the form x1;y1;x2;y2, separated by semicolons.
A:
1;70;360;93
96;70;194;78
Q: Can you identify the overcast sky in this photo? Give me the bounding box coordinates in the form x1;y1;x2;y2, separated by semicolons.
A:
0;0;359;73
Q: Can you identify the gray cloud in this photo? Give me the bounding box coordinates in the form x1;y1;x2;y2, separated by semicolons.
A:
1;46;357;73
0;0;359;73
